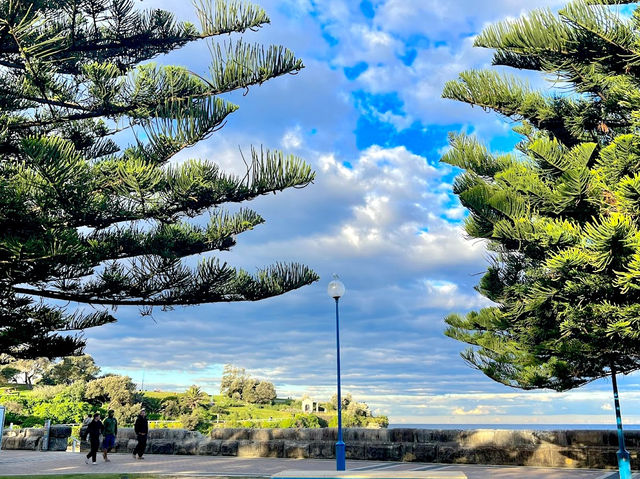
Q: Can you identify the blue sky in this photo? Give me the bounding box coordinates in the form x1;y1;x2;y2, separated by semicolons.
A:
79;0;640;425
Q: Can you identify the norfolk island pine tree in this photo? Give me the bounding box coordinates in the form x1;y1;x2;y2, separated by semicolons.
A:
441;1;640;476
0;0;318;362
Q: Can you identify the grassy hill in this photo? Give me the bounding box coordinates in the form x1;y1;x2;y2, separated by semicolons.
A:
0;384;388;430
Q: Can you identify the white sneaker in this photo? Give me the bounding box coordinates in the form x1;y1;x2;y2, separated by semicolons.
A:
91;462;97;466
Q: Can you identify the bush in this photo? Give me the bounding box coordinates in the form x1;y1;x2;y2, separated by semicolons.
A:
30;397;93;424
30;384;68;402
325;413;387;428
328;413;363;427
19;415;46;428
275;413;323;428
160;398;180;419
149;421;182;429
3;400;24;414
69;425;83;445
366;416;389;428
180;413;199;430
5;412;28;426
141;396;163;415
216;396;243;407
209;405;227;415
179;409;208;431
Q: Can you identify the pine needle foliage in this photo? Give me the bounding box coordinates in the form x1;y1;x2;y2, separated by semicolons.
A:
0;0;318;362
442;0;640;391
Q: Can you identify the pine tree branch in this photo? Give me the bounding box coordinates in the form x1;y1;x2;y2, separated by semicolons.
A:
12;262;319;306
560;2;640;61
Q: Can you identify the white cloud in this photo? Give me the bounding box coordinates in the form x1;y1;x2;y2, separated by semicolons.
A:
453;405;505;416
376;0;567;38
281;125;304;149
76;0;640;426
238;144;486;278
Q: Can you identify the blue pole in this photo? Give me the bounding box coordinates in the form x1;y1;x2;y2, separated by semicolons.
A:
611;365;632;479
335;297;346;471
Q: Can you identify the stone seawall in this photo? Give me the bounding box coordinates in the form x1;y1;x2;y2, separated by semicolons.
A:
5;426;634;469
74;427;634;469
1;425;71;451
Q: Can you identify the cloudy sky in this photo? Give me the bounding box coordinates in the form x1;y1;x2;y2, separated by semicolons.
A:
80;0;640;425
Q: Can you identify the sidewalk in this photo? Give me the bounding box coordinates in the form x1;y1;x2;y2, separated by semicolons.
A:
0;449;632;479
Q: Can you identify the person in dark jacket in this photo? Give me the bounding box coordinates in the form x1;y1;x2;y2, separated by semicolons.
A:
132;409;148;459
84;413;103;465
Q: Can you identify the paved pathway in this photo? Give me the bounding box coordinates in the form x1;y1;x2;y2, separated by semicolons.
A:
0;450;637;479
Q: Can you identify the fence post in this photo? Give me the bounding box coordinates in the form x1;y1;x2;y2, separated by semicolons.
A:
41;419;51;451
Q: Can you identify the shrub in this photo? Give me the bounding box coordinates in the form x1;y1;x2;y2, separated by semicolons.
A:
3;400;24;415
328;413;363;427
20;415;46;428
180;413;199;431
31;397;93;424
275;413;323;428
141;396;163;415
149;421;182;429
179;409;208;431
366;416;389;428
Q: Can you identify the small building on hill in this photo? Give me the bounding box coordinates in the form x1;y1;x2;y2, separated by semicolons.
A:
301;398;325;413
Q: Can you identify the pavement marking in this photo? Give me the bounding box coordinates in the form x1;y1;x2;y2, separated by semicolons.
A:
412;466;453;471
349;463;407;471
594;473;618;479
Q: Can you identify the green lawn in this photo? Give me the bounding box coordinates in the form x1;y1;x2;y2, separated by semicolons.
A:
226;405;293;419
0;384;32;392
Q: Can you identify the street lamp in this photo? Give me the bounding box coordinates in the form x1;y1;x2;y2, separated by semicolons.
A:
328;276;346;471
611;366;631;479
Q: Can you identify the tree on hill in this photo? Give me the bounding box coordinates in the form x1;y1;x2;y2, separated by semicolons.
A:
180;385;209;412
220;364;246;398
85;374;140;423
0;0;319;363
329;392;352;411
41;355;100;385
220;364;277;403
254;380;276;404
161;396;181;419
7;358;51;385
441;1;640;476
0;366;19;384
241;378;258;403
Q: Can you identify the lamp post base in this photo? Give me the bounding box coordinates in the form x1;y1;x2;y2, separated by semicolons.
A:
336;441;345;471
617;449;632;479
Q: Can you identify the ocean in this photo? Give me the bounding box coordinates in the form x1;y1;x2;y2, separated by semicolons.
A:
388;423;640;430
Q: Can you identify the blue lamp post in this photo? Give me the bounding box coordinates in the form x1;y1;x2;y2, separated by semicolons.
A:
611;365;631;479
328;276;346;471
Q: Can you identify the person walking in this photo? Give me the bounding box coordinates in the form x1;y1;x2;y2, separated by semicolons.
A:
132;409;148;460
102;410;117;462
84;413;103;465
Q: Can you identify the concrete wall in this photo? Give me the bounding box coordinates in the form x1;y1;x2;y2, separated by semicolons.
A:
1;425;71;451
8;425;636;469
